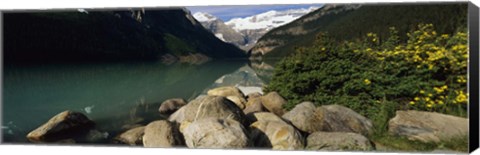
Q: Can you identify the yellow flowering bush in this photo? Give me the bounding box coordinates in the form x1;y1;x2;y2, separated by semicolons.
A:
363;24;468;114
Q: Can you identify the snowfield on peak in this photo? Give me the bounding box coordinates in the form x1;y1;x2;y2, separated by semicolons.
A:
193;12;218;22
225;6;319;31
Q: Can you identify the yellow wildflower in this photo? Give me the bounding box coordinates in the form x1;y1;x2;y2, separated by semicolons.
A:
364;79;371;85
409;101;415;105
414;97;420;101
420;90;425;94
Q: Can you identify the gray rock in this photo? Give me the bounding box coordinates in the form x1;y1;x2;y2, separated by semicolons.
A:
26;110;94;143
322;104;373;136
260;92;287;116
168;96;247;126
246;92;263;99
114;126;145;145
243;97;266;115
306;131;373;151
282;102;326;133
143;120;182;147
158;98;187;114
246;112;286;124
249;120;304;150
226;96;246;109
284;103;372;135
207;86;245;99
388;110;468;143
183;118;249;148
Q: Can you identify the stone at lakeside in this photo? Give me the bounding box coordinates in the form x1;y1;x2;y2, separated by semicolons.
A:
388;110;468;143
168;95;248;126
246;92;263;100
237;86;263;97
249;120;305;150
207;86;248;109
243;97;266;115
158;98;187;115
143;120;183;147
322;104;373;136
114;126;145;146
306;131;373;151
207;86;245;99
282;102;328;133
226;96;246;109
183;118;249;148
260;92;287;116
26;110;94;143
246;112;287;124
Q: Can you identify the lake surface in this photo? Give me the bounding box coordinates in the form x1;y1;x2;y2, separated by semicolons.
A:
2;60;273;143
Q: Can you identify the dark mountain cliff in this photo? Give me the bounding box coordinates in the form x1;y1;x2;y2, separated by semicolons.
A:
3;8;246;64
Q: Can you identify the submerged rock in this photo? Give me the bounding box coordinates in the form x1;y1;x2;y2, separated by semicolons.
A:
142;120;183;148
306;131;373;151
114;126;145;146
260;92;287;116
158;98;187;114
26;110;94;143
183;118;249;148
168;96;247;126
388;110;468;143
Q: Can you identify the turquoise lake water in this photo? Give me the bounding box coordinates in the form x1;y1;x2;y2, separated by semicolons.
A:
2;60;261;143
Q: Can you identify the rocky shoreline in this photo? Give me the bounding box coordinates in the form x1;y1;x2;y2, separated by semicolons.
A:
25;86;468;152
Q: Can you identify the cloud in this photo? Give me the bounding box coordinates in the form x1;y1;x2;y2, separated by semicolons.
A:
186;4;323;21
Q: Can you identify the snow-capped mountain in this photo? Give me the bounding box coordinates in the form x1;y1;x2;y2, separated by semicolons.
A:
193;12;218;22
193;12;247;48
225;6;319;32
192;6;319;51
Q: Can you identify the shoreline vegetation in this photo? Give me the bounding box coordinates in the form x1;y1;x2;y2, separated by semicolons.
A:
25;86;468;152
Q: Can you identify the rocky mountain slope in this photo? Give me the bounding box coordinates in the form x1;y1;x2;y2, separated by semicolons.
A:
193;12;247;49
250;3;468;59
193;7;319;51
4;8;246;64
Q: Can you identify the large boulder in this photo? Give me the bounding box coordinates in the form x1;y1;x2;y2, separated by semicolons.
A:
168;96;247;126
249;120;304;150
207;86;245;99
388;110;468;143
322;104;373;136
282;102;327;133
260;92;287;116
142;120;183;147
183;118;249;149
246;92;262;99
243;95;266;115
283;103;372;135
26;110;94;142
226;96;246;109
246;112;286;123
114;126;145;145
306;131;373;151
158;98;187;114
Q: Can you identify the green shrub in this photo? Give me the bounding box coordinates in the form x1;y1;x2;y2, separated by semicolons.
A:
265;23;468;122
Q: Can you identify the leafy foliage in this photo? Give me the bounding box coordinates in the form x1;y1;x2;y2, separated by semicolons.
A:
265;23;468;121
